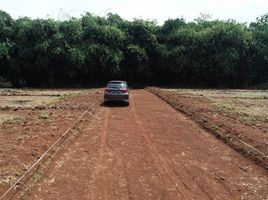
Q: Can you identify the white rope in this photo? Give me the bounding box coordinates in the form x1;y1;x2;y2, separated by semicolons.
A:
0;102;97;199
237;139;268;158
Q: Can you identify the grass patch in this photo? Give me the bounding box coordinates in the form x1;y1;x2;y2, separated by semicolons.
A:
0;89;94;109
0;175;17;185
212;125;219;131
0;114;24;125
212;100;267;123
0;114;15;125
38;112;49;120
163;88;268;124
33;171;43;181
0;96;59;108
237;112;265;122
164;88;268;99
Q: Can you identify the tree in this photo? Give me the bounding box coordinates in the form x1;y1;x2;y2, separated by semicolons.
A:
0;10;267;88
249;14;268;85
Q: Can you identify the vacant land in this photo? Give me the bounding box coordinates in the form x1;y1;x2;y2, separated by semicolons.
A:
148;88;268;168
0;89;102;198
0;89;267;200
166;89;268;124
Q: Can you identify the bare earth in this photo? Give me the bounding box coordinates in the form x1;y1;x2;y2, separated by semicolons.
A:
26;90;268;200
0;89;102;198
147;88;268;168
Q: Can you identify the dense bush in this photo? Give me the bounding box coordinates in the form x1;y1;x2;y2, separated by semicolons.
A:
0;10;267;88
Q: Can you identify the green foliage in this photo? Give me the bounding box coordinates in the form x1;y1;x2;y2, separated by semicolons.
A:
0;76;12;87
0;42;9;58
0;10;14;40
252;82;268;89
249;14;268;86
0;10;267;88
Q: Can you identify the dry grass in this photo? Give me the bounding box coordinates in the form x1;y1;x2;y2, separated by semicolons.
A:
0;89;91;96
0;96;59;108
164;89;268;123
0;89;94;109
166;89;268;99
0;89;95;127
0;114;17;125
212;99;268;123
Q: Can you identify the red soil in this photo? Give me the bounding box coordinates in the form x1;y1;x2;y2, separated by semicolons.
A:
13;90;268;200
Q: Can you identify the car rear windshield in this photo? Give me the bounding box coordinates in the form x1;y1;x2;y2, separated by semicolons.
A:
107;82;127;89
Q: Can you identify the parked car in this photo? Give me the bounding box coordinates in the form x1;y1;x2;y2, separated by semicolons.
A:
104;80;129;105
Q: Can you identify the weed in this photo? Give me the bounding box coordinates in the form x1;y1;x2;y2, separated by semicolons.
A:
38;112;49;120
0;175;16;185
59;94;68;100
212;100;267;123
212;101;232;111
2;116;24;125
212;125;219;131
33;171;43;181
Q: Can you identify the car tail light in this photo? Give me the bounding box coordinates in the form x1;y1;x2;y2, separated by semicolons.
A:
121;89;129;94
105;88;109;93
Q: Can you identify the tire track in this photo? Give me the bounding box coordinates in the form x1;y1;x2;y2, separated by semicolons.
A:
99;108;115;200
130;96;194;200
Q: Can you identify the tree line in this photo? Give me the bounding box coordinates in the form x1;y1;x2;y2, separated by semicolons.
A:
0;10;267;88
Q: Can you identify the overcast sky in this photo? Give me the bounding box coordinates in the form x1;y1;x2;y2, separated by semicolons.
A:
1;0;267;24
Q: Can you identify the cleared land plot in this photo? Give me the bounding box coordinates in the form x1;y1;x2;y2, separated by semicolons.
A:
0;96;59;108
26;90;268;200
0;89;95;124
0;89;102;197
166;89;268;124
1;89;267;200
0;89;87;96
148;88;268;168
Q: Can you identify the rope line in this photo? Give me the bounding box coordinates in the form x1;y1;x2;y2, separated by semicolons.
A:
237;139;268;158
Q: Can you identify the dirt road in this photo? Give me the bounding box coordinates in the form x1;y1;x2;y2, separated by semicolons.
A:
28;90;267;200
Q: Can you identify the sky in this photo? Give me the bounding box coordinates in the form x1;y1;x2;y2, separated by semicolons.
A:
1;0;267;24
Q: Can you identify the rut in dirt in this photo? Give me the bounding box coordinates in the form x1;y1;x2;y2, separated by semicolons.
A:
27;90;267;200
